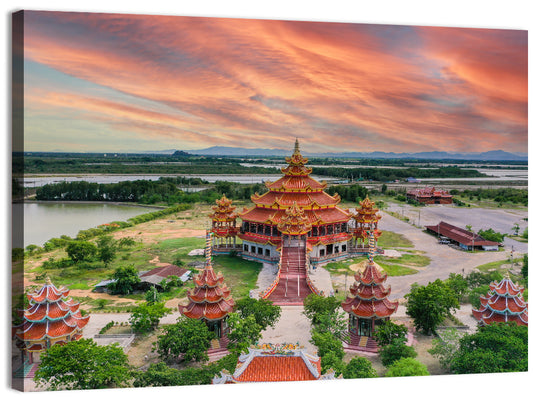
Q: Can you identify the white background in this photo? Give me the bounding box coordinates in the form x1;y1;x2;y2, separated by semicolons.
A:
2;1;531;398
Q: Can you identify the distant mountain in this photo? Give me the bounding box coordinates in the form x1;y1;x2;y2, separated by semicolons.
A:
185;146;528;161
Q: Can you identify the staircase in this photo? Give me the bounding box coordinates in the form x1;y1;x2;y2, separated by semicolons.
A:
342;330;379;353
268;244;313;305
207;336;230;360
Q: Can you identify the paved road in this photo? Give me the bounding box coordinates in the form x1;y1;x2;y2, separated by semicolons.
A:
387;203;528;252
379;211;513;299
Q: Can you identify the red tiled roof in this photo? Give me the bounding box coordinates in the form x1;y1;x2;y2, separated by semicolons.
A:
141;264;188;278
342;261;399;319
179;265;234;321
472;276;528;326
14;279;90;348
234;356;318;382
425;221;500;247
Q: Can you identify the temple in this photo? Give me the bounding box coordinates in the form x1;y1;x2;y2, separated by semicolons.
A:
212;343;337;383
406;187;453;204
238;139;354;265
208;140;383;304
472;275;528;326
341;233;399;352
13;278;90;363
179;232;235;340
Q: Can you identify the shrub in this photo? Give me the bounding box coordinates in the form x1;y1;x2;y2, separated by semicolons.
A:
379;340;417;367
385;358;430;377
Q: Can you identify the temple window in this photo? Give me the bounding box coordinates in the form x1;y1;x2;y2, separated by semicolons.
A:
265;249;271;257
342;244;347;252
258;247;263;255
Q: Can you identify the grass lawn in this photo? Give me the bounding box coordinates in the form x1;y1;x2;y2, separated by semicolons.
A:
213;255;263;299
508;235;528;243
323;255;418;276
378;230;414;248
476;259;511;273
378;254;430;268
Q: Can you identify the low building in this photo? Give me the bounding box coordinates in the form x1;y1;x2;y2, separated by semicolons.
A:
212;343;337;383
425;221;500;251
407;186;452;204
138;264;190;289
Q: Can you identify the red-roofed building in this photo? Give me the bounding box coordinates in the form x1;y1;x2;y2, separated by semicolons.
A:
212;344;337;383
425;221;500;251
179;232;235;339
472;275;528;326
341;234;399;352
13;278;90;363
407;186;452;204
237;139;354;265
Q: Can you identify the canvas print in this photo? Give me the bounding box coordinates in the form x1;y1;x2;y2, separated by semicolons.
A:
11;10;528;392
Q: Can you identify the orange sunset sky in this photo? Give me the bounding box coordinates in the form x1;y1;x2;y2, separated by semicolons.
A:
21;11;528;154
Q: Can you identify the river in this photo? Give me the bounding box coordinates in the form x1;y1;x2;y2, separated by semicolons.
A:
18;202;154;247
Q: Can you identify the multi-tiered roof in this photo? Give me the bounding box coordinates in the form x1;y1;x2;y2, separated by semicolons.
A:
239;139;351;240
277;202;312;236
472;275;528;326
341;237;398;319
209;194;238;238
179;233;235;321
13;278;90;354
353;195;382;238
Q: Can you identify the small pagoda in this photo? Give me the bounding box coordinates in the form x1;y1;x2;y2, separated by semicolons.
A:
341;233;398;352
209;194;239;253
472;275;528;326
13;278;90;363
179;232;235;338
351;195;382;250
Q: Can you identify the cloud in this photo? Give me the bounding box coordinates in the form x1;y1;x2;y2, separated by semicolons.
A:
22;12;528;153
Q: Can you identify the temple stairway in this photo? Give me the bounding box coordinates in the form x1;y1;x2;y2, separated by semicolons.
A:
268;244;313;305
341;330;379;353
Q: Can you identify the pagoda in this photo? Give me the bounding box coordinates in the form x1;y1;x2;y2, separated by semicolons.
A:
179;232;235;338
351;195;382;251
13;278;90;363
209;194;239;253
238;139;353;265
472;275;528;326
341;233;398;352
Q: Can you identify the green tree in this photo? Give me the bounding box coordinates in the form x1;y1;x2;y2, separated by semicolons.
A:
406;279;459;335
303;294;341;325
522;227;528;239
512;223;520;236
428;328;462;371
343;356;378;379
145;285;162;304
445;273;469;302
66;241;97;263
234;297;281;331
34;339;131;390
226;313;263;354
373;320;408;347
450;322;528;374
155;317;214;363
378;339;417;367
310;330;345;360
465;224;472;232
96;235;117;266
477;228;505;243
129;302;171;334
109;265;141;295
522;254;528;283
385;357;430;377
320;351;345;377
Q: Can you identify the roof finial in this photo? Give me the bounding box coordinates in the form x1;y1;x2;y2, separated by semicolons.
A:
294;138;300;155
